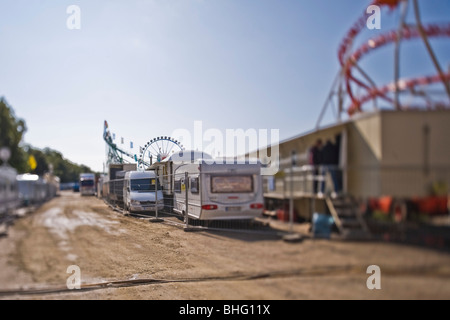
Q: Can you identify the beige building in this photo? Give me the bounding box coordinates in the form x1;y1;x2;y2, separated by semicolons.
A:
249;109;450;220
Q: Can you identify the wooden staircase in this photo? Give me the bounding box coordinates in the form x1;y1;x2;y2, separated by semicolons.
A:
325;195;371;240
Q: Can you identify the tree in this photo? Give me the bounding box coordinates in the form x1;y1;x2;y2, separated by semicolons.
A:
27;147;49;176
40;147;95;183
0;97;28;171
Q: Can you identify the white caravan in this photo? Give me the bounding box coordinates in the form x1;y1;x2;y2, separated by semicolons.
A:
16;174;47;206
151;151;264;221
123;170;164;213
0;165;19;214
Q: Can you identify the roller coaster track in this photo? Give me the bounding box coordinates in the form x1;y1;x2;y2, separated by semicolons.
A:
317;0;450;127
103;120;135;165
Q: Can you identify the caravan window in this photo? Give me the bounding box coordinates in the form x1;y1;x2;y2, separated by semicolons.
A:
190;177;199;194
174;180;182;193
211;175;253;193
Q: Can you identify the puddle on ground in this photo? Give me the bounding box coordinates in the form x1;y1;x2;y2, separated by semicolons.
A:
66;253;78;261
39;207;126;261
41;208;124;262
41;208;123;240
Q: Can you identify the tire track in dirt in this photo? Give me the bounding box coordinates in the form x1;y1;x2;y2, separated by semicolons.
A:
2;191;450;299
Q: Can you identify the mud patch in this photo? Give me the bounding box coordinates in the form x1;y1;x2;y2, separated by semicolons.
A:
40;208;124;240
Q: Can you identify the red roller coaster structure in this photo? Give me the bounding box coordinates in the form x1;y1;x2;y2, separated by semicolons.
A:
317;0;450;127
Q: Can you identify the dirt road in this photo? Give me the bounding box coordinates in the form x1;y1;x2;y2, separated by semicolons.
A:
0;191;449;300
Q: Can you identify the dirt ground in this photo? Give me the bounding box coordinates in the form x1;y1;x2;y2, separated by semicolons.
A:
0;191;449;300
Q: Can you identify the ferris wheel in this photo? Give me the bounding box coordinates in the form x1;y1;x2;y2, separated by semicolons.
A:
138;136;184;169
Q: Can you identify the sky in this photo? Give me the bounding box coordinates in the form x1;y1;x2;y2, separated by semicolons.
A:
0;0;449;172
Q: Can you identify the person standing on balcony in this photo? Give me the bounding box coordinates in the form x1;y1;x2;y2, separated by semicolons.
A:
309;139;323;194
323;139;339;194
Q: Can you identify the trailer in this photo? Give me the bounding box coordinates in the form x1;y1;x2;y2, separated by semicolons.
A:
16;174;48;206
150;151;264;221
0;165;19;215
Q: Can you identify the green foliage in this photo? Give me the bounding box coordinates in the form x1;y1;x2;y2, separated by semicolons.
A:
1;97;96;182
43;147;94;182
22;145;95;183
0;98;28;172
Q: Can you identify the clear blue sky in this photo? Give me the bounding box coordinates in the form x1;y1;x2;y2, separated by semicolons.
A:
1;0;449;172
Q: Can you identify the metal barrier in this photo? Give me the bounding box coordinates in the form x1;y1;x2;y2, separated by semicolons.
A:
263;165;341;199
106;179;125;207
263;164;450;235
101;165;450;242
102;169;289;237
263;164;450;200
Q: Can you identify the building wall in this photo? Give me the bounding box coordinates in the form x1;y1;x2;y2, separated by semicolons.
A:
258;110;450;218
346;112;382;197
380;110;450;197
381;110;450;167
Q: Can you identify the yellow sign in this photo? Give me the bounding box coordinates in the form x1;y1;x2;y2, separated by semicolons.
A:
28;155;37;171
181;184;186;191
